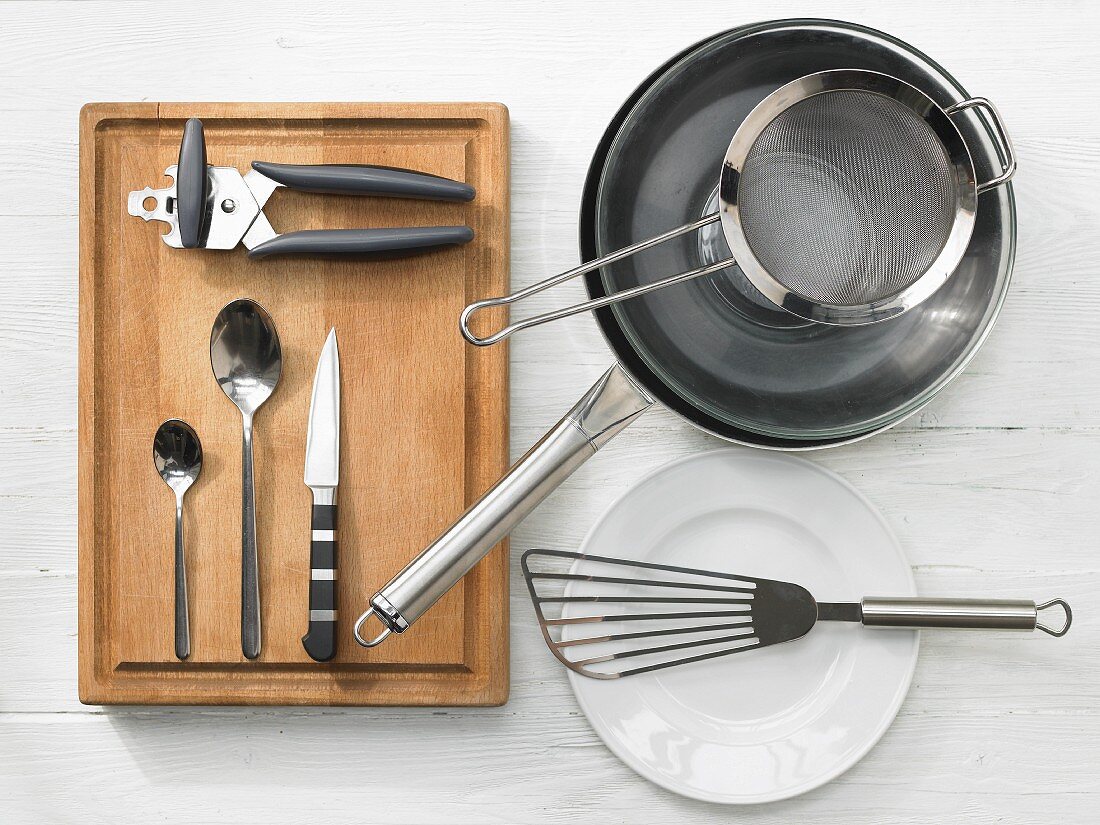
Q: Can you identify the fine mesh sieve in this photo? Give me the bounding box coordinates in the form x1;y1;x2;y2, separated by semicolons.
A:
736;90;957;307
461;69;1016;345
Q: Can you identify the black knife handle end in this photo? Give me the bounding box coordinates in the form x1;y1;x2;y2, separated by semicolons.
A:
302;621;337;663
303;503;338;663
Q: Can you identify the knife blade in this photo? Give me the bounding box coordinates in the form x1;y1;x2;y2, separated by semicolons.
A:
302;327;340;662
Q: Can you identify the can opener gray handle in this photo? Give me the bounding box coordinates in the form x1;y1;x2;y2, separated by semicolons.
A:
176;118;212;249
246;225;474;259
243;161;475;259
250;161;475;202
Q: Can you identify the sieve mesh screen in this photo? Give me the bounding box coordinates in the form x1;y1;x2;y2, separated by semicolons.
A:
737;90;957;306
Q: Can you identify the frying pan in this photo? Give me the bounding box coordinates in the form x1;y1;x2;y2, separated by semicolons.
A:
355;19;1017;645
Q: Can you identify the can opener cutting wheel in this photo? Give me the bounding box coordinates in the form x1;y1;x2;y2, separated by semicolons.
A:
127;118;475;259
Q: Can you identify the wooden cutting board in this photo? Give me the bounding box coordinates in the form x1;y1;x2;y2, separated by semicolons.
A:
77;102;509;705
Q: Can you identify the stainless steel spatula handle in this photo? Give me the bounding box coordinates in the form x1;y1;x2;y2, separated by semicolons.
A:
861;597;1072;635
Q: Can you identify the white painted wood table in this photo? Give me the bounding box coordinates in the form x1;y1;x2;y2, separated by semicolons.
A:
1;1;1097;822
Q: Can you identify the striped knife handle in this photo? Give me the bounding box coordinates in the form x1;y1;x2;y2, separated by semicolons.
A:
302;500;337;662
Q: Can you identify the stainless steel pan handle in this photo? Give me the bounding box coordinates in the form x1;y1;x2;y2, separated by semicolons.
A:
861;597;1071;635
460;214;727;347
355;364;654;646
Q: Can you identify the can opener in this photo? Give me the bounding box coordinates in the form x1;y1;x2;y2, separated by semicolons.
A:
127;118;475;259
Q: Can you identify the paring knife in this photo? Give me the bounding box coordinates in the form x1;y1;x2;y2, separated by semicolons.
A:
302;328;340;662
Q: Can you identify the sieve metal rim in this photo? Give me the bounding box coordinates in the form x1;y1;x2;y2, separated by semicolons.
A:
718;69;979;326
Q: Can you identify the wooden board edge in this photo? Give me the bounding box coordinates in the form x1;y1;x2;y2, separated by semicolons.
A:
487;102;510;706
79;666;508;707
460;104;511;705
77;101;158;704
153;100;510;122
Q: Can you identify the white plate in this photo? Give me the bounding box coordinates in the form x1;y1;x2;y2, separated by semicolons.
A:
565;449;917;804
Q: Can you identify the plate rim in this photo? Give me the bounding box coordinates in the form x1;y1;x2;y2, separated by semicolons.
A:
565;448;919;804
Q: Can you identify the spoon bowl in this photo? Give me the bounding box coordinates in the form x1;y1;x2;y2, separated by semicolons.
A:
210;299;282;416
153;418;202;661
153;418;203;496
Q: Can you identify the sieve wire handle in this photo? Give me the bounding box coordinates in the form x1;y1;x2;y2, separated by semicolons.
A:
945;97;1017;194
460;213;729;346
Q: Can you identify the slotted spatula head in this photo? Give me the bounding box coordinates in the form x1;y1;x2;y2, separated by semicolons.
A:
521;549;821;679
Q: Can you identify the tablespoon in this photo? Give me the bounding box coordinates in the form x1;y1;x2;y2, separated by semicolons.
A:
153;419;203;661
210;299;282;659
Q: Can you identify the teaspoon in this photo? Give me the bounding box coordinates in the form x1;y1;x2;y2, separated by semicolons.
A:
153;419;203;661
210;299;282;660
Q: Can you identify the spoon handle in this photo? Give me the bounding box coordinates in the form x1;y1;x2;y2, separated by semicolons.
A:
241;417;261;659
174;498;190;660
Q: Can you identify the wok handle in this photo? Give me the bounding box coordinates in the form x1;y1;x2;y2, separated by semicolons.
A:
460;214;728;346
945;97;1017;194
861;597;1071;635
354;364;654;647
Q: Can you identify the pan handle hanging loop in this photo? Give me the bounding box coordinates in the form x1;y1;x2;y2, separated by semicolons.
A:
945;97;1017;194
353;605;393;647
460;213;727;346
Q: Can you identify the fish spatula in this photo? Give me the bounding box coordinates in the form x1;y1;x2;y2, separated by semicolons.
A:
521;549;1071;679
